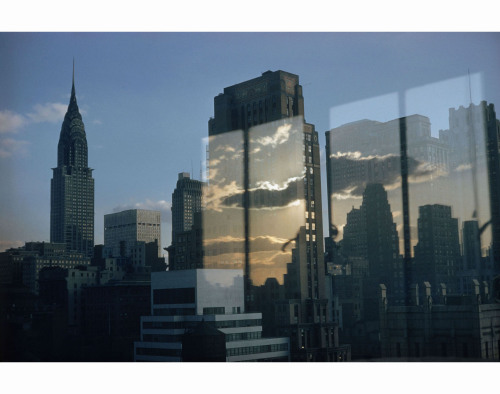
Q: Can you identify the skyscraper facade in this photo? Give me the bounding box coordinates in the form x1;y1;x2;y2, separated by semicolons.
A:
207;70;323;292
171;172;203;241
104;209;161;257
50;69;94;257
169;172;204;270
205;70;340;361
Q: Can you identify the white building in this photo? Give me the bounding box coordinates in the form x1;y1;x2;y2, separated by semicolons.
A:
104;209;161;257
134;269;290;362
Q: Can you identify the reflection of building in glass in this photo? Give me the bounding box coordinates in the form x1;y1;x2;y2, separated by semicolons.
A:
458;220;496;296
379;281;500;360
133;269;290;362
168;173;204;270
50;70;94;257
104;209;161;257
440;101;500;273
362;184;403;300
413;204;460;294
441;103;488;170
329;183;403;359
324;103;500;360
462;220;481;271
327;115;449;196
341;184;402;293
205;70;345;361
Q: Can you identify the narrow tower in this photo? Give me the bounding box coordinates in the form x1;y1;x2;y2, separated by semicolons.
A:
50;64;94;257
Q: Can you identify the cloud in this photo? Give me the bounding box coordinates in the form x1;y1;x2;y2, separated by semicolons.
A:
254;176;303;192
204;180;244;212
221;177;304;209
0;240;24;252
0;110;26;133
392;210;402;219
26;102;67;123
0;101;68;135
252;123;292;148
112;199;172;224
0;138;30;158
455;163;472;172
328;152;445;200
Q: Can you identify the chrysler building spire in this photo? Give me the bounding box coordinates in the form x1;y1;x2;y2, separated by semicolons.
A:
50;64;94;257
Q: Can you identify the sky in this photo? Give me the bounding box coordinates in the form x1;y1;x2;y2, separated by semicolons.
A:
1;32;500;255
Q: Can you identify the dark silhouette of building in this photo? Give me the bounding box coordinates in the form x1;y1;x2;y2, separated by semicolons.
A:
172;172;204;242
414;204;460;295
379;281;500;360
341;184;403;301
82;281;151;361
50;65;94;257
463;220;481;272
329;183;402;359
181;320;227;362
168;173;204;270
91;244;105;269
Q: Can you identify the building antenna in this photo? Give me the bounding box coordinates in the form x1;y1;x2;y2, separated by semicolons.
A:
191;160;193;179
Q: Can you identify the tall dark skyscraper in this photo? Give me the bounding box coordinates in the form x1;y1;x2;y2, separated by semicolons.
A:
50;67;94;257
168;172;204;270
205;70;341;361
171;172;203;242
413;204;460;294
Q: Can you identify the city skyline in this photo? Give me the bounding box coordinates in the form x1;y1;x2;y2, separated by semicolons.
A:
1;32;500;256
2;0;500;384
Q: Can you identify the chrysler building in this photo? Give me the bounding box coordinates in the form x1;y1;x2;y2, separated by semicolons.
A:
50;65;94;257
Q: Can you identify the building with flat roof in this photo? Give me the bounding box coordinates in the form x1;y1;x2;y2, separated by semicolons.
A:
104;209;161;258
134;269;290;362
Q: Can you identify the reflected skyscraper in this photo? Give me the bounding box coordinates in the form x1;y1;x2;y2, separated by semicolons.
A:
50;67;94;257
414;204;460;294
440;101;500;275
342;184;402;299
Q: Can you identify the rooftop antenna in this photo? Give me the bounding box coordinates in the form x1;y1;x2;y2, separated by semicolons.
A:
191;160;193;179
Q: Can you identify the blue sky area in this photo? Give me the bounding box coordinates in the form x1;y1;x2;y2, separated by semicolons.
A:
1;32;499;254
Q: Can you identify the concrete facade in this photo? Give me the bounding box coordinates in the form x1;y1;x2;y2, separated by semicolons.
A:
134;269;290;362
